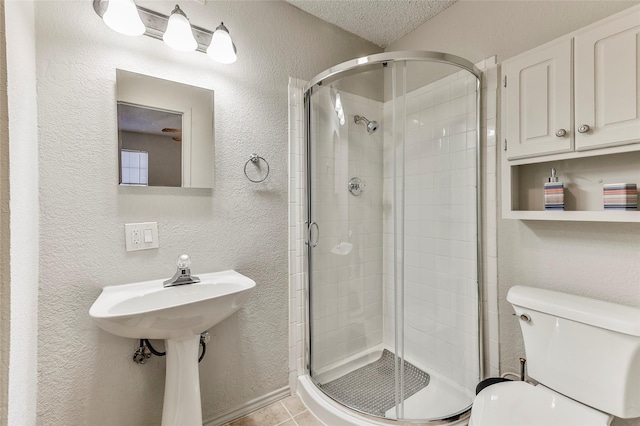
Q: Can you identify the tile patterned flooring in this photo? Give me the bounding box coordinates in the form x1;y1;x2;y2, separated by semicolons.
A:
225;394;325;426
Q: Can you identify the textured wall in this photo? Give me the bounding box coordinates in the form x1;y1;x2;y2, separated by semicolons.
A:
386;1;639;66
34;1;378;425
4;1;39;425
389;3;640;426
0;2;10;422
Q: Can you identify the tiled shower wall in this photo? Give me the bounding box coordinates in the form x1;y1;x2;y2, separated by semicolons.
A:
382;69;480;392
288;78;306;391
288;57;499;392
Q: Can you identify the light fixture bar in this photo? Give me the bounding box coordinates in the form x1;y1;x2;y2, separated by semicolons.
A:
93;0;214;54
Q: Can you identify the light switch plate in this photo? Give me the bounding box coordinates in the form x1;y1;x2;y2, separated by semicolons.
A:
125;222;159;252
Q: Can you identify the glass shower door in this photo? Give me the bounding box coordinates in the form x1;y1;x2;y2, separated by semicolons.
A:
306;65;389;415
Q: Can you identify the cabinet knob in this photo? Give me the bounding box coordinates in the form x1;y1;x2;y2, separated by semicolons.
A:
555;129;567;137
577;124;591;133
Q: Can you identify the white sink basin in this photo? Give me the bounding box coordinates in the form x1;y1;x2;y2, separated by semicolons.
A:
89;270;256;339
90;269;256;426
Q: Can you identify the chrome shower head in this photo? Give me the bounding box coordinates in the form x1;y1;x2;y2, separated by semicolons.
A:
354;115;379;134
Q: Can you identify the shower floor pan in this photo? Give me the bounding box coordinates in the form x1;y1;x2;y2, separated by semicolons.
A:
318;349;430;417
314;346;473;420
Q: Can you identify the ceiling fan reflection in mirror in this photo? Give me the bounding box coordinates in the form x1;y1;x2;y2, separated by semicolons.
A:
162;127;182;142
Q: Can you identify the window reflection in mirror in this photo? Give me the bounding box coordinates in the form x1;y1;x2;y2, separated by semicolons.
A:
116;69;214;188
118;103;183;187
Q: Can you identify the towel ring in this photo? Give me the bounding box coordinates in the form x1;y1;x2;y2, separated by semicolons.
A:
244;153;270;183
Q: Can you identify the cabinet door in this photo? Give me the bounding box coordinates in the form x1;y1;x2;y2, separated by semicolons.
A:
575;8;640;151
503;39;573;160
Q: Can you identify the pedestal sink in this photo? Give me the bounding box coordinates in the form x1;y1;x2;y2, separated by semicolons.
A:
89;270;256;426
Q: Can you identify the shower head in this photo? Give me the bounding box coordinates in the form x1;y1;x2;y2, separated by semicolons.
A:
354;115;379;134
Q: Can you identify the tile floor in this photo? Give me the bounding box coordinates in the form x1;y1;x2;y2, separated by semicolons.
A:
225;394;325;426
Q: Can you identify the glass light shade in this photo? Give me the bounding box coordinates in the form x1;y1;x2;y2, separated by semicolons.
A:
103;0;145;36
207;23;237;64
162;6;197;52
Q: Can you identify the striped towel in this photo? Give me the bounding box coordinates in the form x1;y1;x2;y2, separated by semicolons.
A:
603;183;637;210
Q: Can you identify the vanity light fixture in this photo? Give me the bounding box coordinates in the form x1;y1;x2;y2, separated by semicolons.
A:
163;5;197;52
93;0;238;63
102;0;145;36
206;23;237;64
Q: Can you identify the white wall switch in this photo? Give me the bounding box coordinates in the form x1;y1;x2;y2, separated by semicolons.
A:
125;222;159;252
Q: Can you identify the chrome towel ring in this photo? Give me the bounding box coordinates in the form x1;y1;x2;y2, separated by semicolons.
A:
244;153;270;183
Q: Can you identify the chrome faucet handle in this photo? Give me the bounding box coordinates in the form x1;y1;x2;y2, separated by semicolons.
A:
164;254;200;287
177;254;192;269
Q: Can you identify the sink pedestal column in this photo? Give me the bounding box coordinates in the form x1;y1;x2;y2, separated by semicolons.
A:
162;335;202;426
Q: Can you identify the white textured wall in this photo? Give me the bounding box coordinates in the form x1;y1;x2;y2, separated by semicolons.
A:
34;1;378;425
389;3;640;426
0;4;10;423
4;1;39;425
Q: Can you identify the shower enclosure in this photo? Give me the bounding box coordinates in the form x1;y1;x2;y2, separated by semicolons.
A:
303;52;481;423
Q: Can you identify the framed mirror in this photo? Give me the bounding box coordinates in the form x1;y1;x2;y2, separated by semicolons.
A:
116;70;214;188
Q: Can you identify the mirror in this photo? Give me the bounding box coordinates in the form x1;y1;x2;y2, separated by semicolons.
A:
116;70;214;188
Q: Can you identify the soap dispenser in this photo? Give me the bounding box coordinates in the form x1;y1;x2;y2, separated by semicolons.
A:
544;168;564;211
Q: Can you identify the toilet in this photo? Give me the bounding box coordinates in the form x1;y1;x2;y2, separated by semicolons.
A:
470;286;640;426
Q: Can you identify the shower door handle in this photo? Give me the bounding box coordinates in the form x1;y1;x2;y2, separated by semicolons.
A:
306;221;319;248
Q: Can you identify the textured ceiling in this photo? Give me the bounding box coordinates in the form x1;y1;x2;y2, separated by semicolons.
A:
286;0;457;48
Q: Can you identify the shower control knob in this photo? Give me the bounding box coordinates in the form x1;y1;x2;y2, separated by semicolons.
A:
349;177;362;196
577;124;591;133
555;129;567;137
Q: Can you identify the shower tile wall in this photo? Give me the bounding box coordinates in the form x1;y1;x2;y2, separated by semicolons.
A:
309;90;384;374
382;69;480;391
288;78;306;392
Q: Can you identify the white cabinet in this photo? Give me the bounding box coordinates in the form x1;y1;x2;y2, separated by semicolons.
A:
574;10;640;151
503;7;640;160
501;5;640;222
503;39;573;160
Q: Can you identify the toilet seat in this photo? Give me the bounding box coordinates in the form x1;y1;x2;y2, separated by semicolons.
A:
469;381;613;426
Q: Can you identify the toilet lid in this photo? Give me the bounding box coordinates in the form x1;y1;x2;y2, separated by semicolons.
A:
469;381;612;426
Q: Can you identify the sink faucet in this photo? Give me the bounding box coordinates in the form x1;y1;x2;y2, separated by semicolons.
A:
164;254;201;287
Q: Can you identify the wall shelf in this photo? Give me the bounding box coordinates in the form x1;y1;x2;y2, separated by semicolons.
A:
504;210;640;223
502;148;640;222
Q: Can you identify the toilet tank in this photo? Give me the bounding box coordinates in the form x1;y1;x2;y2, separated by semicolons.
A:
507;286;640;419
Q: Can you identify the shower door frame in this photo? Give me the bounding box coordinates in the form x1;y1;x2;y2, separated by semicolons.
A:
303;51;483;423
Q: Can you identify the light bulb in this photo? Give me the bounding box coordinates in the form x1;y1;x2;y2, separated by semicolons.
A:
163;5;197;52
102;0;145;36
207;23;237;64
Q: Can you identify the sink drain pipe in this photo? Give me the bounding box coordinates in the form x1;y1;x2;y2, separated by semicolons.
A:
133;332;210;364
